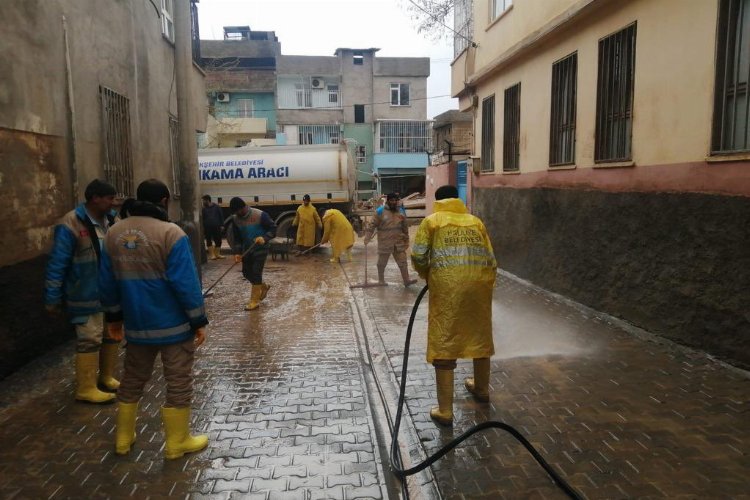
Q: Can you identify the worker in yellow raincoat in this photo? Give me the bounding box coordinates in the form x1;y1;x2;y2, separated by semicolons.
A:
320;208;355;263
292;194;322;253
411;185;497;426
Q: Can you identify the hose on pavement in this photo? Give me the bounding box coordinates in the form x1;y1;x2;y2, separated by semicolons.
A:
389;285;582;500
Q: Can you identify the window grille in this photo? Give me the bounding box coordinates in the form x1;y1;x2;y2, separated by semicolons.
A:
99;86;134;197
454;0;474;57
161;0;174;43
595;23;637;162
503;83;521;172
377;120;433;153
328;85;339;104
480;95;495;172
549;52;577;166
168;115;181;198
390;83;410;106
297;125;340;145
492;0;512;20
356;145;367;163
712;0;750;153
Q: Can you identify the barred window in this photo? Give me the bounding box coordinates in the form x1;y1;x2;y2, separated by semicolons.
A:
377;120;432;153
356;145;367;163
503;83;521;172
712;0;750;153
480;95;495;172
298;125;340;145
595;23;637;162
549;52;577;166
99;86;134;197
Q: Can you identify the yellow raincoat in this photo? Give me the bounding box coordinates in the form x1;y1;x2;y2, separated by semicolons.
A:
321;209;355;260
411;198;497;363
292;204;322;247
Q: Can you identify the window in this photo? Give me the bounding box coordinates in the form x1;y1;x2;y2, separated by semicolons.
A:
353;52;364;65
298;125;340;145
454;0;474;57
99;86;134;197
168;115;181;197
356;145;367;163
328;85;339;104
595;23;637;162
390;83;410;106
480;95;495;172
712;0;750;153
503;83;521;172
378;120;433;153
492;0;512;20
161;0;174;42
550;52;577;166
295;83;312;108
354;104;365;123
236;99;254;118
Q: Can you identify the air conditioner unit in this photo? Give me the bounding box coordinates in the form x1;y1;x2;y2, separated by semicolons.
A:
310;77;325;89
217;92;230;103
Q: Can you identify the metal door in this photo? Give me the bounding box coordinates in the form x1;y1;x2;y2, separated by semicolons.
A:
456;160;468;204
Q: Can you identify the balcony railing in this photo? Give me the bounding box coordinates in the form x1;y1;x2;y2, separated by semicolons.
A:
277;87;342;110
376;120;433;153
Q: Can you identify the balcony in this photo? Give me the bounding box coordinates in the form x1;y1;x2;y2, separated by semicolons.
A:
213;114;268;136
277;87;341;110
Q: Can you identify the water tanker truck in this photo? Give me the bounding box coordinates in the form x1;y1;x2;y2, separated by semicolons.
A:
198;143;362;238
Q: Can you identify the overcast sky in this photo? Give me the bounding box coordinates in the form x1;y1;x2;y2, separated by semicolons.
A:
197;0;457;118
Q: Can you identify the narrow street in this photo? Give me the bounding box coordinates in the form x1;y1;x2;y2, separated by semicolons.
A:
0;235;748;499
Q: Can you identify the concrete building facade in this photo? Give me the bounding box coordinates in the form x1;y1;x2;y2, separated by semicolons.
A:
201;26;280;148
451;0;750;367
0;0;206;379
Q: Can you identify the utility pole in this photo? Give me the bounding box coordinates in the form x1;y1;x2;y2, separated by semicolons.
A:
174;0;202;276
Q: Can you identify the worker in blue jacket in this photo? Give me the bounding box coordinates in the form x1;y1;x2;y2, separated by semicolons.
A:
227;197;277;311
44;178;120;404
99;179;209;459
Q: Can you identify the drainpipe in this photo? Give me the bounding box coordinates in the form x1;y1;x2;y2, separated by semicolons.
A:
174;0;202;273
444;139;453;163
62;16;79;205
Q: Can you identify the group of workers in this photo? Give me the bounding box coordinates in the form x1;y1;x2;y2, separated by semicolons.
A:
43;178;495;462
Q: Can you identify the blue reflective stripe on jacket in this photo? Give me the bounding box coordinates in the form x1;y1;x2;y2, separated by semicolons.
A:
100;217;208;345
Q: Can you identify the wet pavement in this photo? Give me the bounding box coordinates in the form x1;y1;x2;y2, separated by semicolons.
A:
0;232;748;499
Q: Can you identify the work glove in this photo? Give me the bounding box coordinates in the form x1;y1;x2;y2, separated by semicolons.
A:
194;326;206;347
107;321;124;342
45;303;63;317
234;254;242;264
254;236;265;245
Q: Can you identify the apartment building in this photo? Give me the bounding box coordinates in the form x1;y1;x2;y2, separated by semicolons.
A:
277;48;432;196
201;26;280;147
452;0;750;366
0;0;206;378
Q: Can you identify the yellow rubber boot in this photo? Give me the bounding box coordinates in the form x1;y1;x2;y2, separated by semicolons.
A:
430;368;454;426
161;407;208;460
244;284;263;311
207;245;217;260
259;283;270;301
115;402;138;455
464;358;491;402
98;343;120;392
75;352;116;404
214;246;225;259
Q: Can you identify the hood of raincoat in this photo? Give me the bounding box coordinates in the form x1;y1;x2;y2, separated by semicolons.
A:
433;198;468;215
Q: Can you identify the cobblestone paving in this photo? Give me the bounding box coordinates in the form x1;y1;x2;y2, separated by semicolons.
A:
0;250;393;499
1;233;748;499
356;242;750;500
